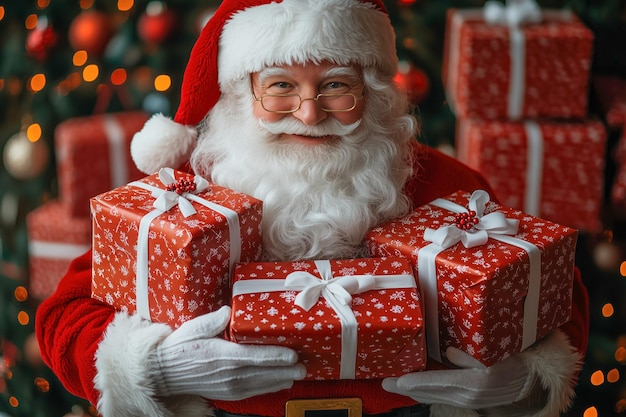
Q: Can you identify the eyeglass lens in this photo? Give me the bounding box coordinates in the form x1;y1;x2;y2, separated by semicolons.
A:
261;94;356;113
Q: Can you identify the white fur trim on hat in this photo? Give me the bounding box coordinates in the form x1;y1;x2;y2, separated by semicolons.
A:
130;113;197;174
94;312;212;417
218;0;398;87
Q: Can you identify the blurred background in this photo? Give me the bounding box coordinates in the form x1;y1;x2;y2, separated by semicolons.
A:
1;1;625;416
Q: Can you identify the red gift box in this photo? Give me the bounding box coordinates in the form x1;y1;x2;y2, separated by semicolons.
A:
229;257;426;380
26;200;92;299
55;111;149;217
365;190;577;366
442;7;593;120
611;132;626;213
456;118;607;233
91;168;263;328
593;75;626;129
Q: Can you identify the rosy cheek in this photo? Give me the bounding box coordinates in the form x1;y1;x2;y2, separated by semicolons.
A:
253;103;286;122
332;102;365;124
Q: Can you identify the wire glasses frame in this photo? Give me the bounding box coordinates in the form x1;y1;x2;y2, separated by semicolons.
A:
252;91;364;114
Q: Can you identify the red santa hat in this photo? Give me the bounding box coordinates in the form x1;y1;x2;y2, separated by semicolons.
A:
131;0;397;174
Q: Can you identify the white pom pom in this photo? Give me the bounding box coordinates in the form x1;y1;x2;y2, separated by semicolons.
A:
130;113;197;174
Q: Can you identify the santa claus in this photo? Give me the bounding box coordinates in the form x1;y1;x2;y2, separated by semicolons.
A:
36;1;588;417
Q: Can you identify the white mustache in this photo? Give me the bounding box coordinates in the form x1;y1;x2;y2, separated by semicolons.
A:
259;117;362;137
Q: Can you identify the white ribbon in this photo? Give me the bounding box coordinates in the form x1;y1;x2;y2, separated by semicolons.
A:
128;168;241;320
151;167;211;217
231;259;417;379
29;240;91;260
483;0;542;28
483;0;542;119
423;190;520;250
104;115;129;188
418;190;541;362
523;121;544;216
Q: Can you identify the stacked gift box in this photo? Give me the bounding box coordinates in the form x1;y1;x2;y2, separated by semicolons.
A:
229;257;426;380
365;189;578;366
26;111;149;300
443;2;607;233
593;75;626;214
90;167;264;328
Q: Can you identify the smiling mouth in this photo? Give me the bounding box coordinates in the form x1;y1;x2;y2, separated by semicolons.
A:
283;134;336;144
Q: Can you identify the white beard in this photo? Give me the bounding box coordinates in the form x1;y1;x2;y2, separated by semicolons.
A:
191;90;412;261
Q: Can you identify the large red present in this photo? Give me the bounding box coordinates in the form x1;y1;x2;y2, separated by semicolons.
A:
26;200;92;300
55;111;149;217
442;6;593;120
229;257;426;380
456;118;607;233
91;168;263;328
365;190;577;366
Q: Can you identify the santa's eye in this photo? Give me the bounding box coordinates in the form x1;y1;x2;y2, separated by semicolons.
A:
265;81;294;94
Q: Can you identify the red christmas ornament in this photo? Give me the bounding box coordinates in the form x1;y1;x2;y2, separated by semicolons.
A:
68;10;113;56
394;62;430;105
26;17;58;61
138;2;178;45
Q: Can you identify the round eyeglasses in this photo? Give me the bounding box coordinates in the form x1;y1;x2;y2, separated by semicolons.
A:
252;92;364;114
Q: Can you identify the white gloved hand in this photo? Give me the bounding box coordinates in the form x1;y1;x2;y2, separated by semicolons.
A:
382;347;536;409
150;305;307;401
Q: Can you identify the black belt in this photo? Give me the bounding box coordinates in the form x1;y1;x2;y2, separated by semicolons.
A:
214;403;430;417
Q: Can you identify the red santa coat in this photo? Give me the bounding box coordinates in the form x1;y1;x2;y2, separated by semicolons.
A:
35;143;589;417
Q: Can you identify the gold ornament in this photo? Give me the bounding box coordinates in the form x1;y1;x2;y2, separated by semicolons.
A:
2;131;49;180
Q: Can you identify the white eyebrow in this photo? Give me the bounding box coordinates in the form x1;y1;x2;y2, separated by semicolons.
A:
323;66;360;80
257;67;291;82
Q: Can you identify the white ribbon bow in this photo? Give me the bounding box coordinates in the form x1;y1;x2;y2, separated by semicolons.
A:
424;190;519;249
152;168;210;217
484;0;542;27
284;262;376;311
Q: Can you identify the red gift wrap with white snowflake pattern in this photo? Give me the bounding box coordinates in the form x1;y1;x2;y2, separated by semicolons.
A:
229;257;426;380
55;111;150;217
456;118;606;233
27;200;92;300
365;190;577;367
442;7;593;120
90;168;263;328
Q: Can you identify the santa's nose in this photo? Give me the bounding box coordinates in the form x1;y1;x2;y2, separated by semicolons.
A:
292;97;328;126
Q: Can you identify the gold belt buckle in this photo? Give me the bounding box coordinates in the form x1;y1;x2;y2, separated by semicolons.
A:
285;398;362;417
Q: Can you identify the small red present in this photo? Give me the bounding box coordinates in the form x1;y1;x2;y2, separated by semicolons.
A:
611;132;626;213
55;111;149;217
26;200;92;300
229;257;426;380
593;75;626;129
91;168;263;328
365;190;577;366
456;118;607;233
442;5;593;120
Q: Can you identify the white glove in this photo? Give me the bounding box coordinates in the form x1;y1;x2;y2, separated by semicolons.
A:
150;305;307;401
382;347;536;409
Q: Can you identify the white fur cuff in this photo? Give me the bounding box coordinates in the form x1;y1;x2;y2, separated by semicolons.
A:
520;329;583;417
94;312;211;417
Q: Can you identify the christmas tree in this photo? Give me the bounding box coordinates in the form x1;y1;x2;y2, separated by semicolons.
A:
1;1;626;416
